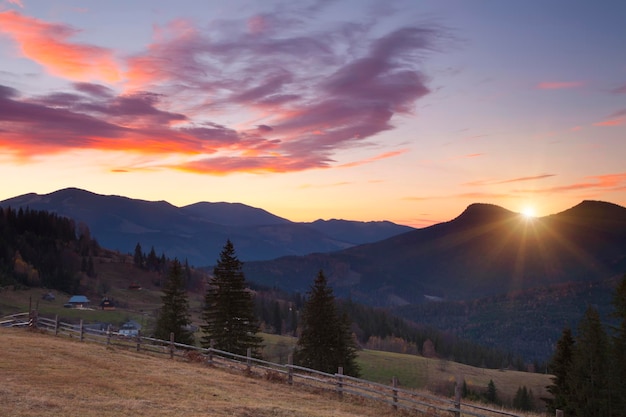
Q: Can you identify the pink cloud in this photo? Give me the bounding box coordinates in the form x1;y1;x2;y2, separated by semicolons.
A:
0;11;122;82
593;109;626;127
0;8;444;175
535;81;584;90
517;173;626;194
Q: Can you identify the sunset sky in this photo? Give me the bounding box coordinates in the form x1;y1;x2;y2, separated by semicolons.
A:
1;0;625;227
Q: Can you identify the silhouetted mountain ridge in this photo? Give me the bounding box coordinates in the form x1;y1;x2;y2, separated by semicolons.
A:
0;188;414;265
244;200;626;305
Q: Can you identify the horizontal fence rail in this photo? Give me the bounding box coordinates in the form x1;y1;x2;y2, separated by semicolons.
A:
4;312;527;417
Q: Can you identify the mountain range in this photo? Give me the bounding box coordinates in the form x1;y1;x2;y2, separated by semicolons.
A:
0;188;414;266
245;200;626;306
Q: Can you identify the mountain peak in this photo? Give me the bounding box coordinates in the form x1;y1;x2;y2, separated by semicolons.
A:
452;203;515;225
557;200;626;219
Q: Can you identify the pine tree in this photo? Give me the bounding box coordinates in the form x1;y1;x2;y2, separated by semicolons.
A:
295;270;360;377
569;306;610;417
545;327;575;414
486;379;499;404
201;240;263;357
513;386;533;411
154;259;194;345
610;274;626;415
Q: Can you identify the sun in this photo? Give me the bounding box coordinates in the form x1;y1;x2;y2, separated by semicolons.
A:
521;206;536;218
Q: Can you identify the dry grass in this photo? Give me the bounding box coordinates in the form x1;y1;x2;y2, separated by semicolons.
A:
1;328;404;417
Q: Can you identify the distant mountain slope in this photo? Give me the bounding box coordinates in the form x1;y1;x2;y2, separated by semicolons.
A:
244;201;626;305
181;202;290;226
305;219;415;245
0;188;413;265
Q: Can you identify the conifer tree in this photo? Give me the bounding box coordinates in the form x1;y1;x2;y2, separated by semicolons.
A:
154;259;194;344
201;240;263;356
569;306;610;417
295;270;360;377
485;379;499;404
545;327;575;414
610;274;626;414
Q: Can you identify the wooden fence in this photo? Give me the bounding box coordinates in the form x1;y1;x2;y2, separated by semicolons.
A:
6;312;531;417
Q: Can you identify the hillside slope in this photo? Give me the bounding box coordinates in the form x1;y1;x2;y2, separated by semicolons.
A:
245;201;626;305
0;328;396;417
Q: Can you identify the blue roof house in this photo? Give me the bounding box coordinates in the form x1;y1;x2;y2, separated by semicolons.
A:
66;295;90;309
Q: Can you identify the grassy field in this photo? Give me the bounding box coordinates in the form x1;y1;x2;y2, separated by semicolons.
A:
1;328;547;417
0;328;401;417
1;286;552;410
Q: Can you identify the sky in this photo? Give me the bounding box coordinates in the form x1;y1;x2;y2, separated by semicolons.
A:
0;0;625;227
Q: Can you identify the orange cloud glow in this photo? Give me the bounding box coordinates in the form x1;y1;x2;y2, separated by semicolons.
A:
0;11;122;82
517;172;626;194
535;81;584;90
593;117;625;127
338;149;408;168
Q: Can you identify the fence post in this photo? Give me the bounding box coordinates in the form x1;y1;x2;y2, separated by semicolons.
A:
556;410;564;417
208;339;214;364
247;347;252;372
106;324;111;345
287;353;293;386
28;309;37;329
54;315;59;336
79;319;84;342
169;332;175;359
454;380;461;417
136;330;141;352
392;376;398;411
337;367;344;398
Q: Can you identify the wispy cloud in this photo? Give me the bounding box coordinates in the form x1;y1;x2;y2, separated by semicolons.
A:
535;81;584;90
593;109;626;127
0;7;444;174
6;0;23;7
338;149;409;168
0;11;122;82
464;174;556;186
516;173;626;194
611;84;626;94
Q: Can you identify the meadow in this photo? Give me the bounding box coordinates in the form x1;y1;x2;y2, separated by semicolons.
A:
1;286;552;411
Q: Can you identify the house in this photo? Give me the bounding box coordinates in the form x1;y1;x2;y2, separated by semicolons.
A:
119;320;142;337
65;295;90;309
100;297;115;310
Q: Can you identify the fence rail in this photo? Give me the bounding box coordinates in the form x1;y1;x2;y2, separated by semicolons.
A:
4;312;528;417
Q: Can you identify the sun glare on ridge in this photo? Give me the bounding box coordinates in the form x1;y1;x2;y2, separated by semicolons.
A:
521;206;536;218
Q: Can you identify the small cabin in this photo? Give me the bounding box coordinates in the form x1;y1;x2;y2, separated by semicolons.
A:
100;297;115;311
65;295;90;309
119;320;141;337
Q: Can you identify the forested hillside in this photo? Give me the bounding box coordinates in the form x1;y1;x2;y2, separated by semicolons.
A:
0;207;100;293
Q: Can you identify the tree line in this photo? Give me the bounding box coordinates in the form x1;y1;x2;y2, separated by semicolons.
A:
545;275;626;416
0;206;99;293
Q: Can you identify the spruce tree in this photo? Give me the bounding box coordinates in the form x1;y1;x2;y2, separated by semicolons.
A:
201;240;263;357
545;327;575;414
295;270;360;377
154;259;194;345
610;274;626;414
485;379;499;404
569;306;610;417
